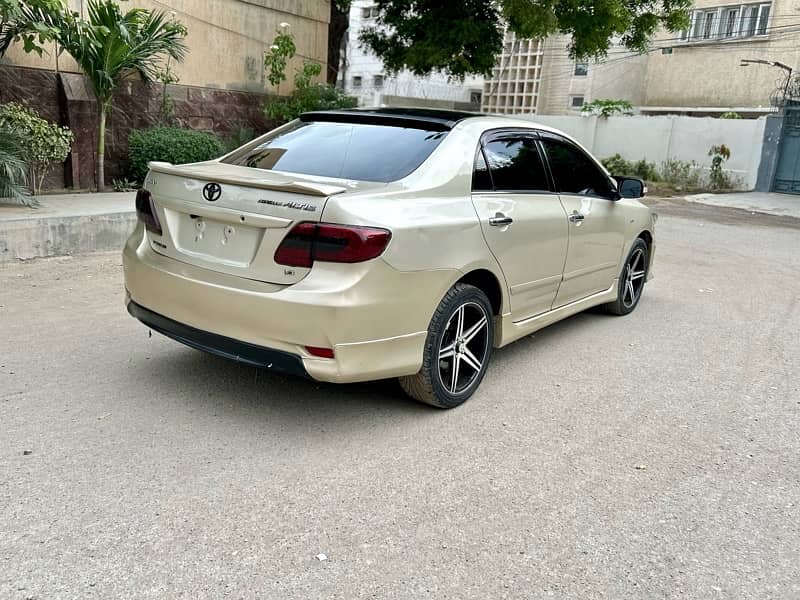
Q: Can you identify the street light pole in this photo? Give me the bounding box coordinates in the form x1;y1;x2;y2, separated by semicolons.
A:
740;58;794;105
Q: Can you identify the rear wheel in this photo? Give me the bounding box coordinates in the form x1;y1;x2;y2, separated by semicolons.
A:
399;283;494;408
604;238;648;315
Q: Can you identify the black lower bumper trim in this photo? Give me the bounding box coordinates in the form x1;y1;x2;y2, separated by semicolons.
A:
127;301;309;378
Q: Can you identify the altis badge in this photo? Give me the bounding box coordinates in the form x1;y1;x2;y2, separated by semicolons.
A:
258;199;317;212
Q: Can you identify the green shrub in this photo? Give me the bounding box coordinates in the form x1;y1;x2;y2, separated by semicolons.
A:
708;144;732;190
660;158;702;190
602;154;660;181
601;154;631;175
581;99;634;118
0;123;32;206
0;102;73;196
223;122;258;153
128;127;225;182
632;159;660;182
265;62;357;124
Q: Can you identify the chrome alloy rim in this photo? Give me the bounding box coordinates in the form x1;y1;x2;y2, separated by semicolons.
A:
622;248;646;308
437;302;490;395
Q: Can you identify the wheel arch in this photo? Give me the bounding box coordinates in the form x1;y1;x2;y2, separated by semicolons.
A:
455;268;505;316
635;229;654;274
637;229;653;247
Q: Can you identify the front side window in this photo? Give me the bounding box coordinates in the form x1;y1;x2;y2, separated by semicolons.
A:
539;134;613;199
479;136;549;192
224;121;447;183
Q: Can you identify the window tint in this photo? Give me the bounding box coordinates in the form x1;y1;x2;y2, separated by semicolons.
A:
472;149;492;191
223;121;447;183
540;135;612;198
481;137;549;192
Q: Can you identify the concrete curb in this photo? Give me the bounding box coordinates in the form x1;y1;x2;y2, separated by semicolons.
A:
0;211;136;263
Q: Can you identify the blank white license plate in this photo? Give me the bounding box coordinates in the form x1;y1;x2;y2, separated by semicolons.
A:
175;214;263;267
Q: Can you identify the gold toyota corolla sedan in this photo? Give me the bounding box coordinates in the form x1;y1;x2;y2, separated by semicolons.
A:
124;108;655;408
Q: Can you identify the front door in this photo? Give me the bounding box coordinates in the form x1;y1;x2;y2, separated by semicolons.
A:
471;131;569;321
538;132;627;307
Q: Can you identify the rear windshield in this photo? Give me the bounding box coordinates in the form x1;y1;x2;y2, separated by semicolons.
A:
223;121;448;183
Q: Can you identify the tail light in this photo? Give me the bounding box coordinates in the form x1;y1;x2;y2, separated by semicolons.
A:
306;346;335;359
135;189;162;236
275;222;391;268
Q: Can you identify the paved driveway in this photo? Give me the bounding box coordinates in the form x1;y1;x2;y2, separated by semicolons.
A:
2;201;798;599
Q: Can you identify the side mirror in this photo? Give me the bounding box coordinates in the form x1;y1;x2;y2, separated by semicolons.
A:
613;176;646;199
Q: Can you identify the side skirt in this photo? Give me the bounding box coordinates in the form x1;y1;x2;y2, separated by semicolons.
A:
496;280;619;347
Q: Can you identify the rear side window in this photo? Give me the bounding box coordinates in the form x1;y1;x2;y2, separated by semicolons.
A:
480;137;549;192
539;134;613;198
223;121;447;183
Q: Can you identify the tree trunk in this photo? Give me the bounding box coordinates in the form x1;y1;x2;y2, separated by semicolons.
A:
327;2;349;85
97;107;106;192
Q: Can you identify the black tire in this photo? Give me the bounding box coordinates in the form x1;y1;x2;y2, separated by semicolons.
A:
604;238;649;316
399;283;494;408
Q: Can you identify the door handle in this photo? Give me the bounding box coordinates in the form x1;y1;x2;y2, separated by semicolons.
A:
568;212;585;223
489;214;513;227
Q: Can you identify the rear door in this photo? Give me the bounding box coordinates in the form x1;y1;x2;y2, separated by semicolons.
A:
538;132;626;307
471;130;569;321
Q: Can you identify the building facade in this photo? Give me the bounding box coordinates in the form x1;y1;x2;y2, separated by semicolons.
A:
641;0;799;115
339;0;484;110
482;0;798;117
0;0;329;189
481;31;648;116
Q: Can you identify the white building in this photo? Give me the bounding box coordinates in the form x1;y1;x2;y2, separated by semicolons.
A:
481;30;648;116
339;0;484;109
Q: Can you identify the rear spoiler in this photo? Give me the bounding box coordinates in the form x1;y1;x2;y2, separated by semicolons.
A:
147;162;348;197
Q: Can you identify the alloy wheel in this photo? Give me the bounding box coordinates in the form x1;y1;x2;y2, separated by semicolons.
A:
622;247;646;309
437;302;490;395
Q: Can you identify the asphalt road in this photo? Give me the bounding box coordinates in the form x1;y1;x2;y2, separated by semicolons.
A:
2;200;799;599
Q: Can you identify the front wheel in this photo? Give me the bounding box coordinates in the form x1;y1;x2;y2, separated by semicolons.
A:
604;238;648;316
399;283;494;408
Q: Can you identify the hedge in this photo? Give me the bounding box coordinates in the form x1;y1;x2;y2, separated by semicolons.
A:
128;127;225;182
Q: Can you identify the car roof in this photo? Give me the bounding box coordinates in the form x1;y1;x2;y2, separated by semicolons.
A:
299;107;569;137
300;107;487;131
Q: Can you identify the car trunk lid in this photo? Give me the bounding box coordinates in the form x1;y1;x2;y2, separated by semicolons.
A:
144;161;347;285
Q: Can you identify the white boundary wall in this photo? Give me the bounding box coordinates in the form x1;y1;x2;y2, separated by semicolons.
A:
519;115;767;189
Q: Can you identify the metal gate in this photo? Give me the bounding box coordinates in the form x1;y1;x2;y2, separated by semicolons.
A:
774;105;800;194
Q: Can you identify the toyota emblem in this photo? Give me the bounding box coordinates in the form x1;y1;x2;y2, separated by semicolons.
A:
203;182;222;202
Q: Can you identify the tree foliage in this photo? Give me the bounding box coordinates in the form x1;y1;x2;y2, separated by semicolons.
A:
0;0;63;57
354;0;690;78
581;99;634;117
0;122;31;205
263;25;295;89
0;102;73;197
54;0;188;191
265;61;357;124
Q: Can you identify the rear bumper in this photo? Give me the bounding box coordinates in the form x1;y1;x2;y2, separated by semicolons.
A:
127;300;309;377
123;225;455;383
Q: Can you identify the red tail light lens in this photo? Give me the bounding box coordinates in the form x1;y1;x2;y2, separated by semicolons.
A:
275;222;392;268
135;189;162;236
305;346;335;359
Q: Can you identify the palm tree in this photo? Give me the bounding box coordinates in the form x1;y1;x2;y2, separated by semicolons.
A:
56;0;187;191
0;124;33;206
